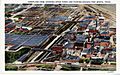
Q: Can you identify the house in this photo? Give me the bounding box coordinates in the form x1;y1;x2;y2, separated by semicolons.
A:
81;48;90;57
52;45;63;54
84;42;92;49
100;41;110;47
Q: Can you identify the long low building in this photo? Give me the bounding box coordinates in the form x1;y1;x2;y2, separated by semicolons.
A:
5;34;49;51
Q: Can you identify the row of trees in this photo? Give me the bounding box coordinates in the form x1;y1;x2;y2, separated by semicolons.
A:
5;48;30;63
5;65;18;71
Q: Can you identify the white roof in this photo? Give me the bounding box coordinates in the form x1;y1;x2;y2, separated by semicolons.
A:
91;56;103;59
99;17;105;20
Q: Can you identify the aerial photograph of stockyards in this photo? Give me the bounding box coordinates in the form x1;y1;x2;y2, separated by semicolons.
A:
5;4;116;71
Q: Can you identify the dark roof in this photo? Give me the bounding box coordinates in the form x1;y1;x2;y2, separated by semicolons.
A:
76;35;86;43
47;23;62;27
5;34;49;50
47;16;68;22
100;32;109;34
11;35;32;45
63;55;80;60
79;24;87;27
80;19;91;24
5;34;21;44
64;42;74;48
5;23;16;28
84;15;95;19
101;39;110;42
17;53;28;62
23;35;48;46
82;48;90;53
5;19;12;25
9;45;21;50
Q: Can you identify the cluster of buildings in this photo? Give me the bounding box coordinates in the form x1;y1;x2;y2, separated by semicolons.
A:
5;4;116;71
48;13;116;65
